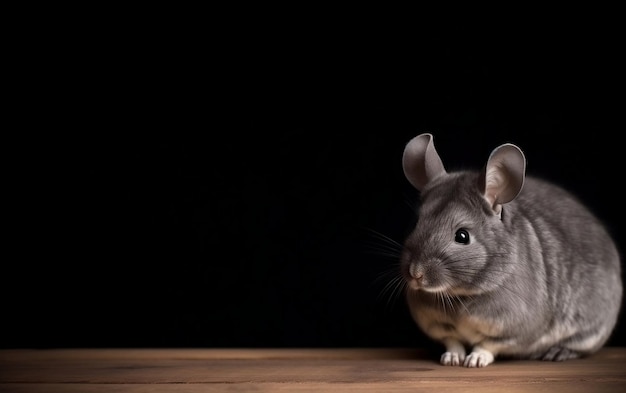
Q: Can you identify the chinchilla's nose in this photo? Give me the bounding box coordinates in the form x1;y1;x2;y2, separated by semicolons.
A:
409;264;425;282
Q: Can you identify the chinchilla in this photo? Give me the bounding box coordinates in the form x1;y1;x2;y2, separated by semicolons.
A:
400;133;623;367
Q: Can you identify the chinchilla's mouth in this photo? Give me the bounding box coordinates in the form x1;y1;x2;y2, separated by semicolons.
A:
407;278;449;293
420;285;451;293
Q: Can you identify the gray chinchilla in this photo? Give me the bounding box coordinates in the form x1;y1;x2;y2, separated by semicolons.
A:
400;133;623;367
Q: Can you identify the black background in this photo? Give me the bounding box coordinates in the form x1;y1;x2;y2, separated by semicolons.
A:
5;22;625;350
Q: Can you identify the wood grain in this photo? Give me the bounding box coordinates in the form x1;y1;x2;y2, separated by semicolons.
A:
1;348;625;392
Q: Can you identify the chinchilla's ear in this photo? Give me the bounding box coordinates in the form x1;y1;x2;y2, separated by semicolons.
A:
480;143;526;215
402;133;447;191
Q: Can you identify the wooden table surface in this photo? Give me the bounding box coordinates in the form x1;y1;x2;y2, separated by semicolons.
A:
1;347;625;392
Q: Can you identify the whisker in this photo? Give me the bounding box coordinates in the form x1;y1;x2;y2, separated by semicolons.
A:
362;246;401;260
447;265;535;282
454;293;471;314
371;263;401;284
371;264;408;311
363;227;411;310
449;271;535;309
402;194;418;215
386;277;407;308
363;228;404;248
444;291;456;313
361;227;404;260
437;292;446;316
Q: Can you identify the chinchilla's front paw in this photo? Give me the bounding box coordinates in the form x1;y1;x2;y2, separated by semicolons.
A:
463;350;494;368
440;351;465;366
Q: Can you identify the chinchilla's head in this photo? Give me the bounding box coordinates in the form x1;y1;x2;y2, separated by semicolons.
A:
400;133;526;297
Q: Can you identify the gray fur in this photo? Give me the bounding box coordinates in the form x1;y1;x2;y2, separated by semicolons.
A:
400;133;623;368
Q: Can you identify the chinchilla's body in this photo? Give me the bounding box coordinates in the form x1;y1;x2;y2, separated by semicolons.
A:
400;133;622;367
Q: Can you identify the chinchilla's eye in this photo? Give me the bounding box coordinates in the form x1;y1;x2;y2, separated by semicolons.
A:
454;229;470;244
